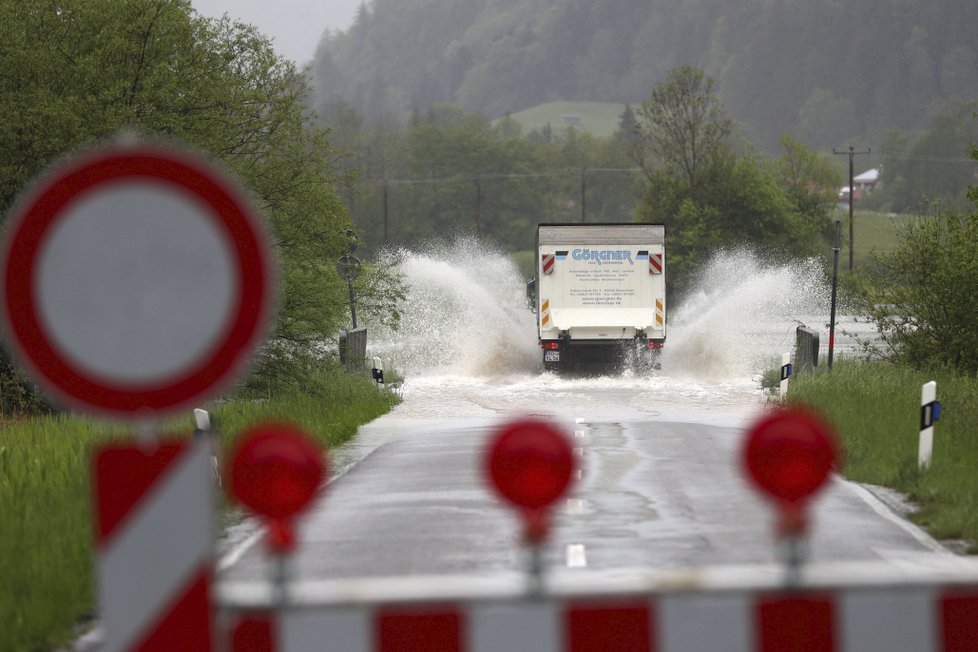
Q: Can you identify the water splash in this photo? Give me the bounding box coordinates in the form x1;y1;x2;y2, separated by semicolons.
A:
374;243;835;385
367;243;850;422
372;239;539;377
661;249;830;381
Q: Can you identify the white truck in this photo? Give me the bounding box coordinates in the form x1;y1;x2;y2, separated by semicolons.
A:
531;223;666;373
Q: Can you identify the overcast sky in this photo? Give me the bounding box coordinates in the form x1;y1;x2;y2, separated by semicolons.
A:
190;0;362;65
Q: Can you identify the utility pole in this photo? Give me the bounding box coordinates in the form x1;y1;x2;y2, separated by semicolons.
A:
828;220;841;369
833;146;871;271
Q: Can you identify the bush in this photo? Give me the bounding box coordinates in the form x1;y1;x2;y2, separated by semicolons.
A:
861;208;978;373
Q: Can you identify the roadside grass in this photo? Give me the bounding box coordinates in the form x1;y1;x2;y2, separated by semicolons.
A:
0;365;398;652
787;359;978;547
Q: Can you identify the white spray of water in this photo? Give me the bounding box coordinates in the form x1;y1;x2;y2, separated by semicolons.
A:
366;242;848;422
377;243;830;383
375;239;539;377
661;249;830;381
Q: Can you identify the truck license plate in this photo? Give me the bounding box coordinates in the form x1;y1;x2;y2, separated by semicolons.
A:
544;350;560;362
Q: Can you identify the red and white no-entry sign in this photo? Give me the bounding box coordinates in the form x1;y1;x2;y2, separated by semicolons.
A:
0;142;275;419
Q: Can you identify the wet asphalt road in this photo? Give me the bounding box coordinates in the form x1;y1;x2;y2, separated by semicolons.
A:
220;407;957;584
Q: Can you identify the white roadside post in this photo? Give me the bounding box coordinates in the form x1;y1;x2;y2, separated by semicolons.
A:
919;380;941;470
195;408;221;486
372;356;385;391
779;353;792;399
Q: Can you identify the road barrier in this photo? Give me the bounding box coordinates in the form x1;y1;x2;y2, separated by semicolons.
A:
795;326;820;371
339;327;368;372
93;439;214;652
217;573;978;652
67;407;978;651
207;411;978;652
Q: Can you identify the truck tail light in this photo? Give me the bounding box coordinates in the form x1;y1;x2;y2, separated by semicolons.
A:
543;341;560;350
648;340;664;350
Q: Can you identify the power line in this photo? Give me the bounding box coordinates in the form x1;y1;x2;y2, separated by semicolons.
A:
372;167;642;185
872;148;977;164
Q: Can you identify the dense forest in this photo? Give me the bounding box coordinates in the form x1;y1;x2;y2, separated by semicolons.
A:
311;0;978;152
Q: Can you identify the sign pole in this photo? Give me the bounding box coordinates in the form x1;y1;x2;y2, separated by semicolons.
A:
828;220;841;369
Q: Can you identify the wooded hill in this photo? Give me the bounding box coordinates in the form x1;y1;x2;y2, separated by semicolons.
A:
310;0;978;151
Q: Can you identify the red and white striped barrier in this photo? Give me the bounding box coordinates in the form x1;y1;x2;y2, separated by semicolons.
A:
221;581;978;651
93;439;214;651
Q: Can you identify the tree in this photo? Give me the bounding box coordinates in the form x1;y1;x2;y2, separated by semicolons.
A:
637;150;813;295
772;135;841;245
863;206;978;373
872;100;978;214
0;0;383;408
633;65;732;192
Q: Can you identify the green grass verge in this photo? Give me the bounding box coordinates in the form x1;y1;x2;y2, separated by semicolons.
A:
0;365;398;652
788;359;978;547
834;209;917;268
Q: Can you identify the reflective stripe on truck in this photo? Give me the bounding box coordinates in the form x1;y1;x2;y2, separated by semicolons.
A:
649;252;663;274
542;254;555;275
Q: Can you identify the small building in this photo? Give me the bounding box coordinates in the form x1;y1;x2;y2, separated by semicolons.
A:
839;168;880;202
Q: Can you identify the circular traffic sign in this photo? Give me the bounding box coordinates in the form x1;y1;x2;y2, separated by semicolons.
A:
742;408;839;506
336;253;361;281
486;418;575;512
0;142;275;419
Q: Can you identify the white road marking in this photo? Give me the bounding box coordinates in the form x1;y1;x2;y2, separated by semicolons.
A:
217;527;264;573
567;498;584;515
566;543;587;568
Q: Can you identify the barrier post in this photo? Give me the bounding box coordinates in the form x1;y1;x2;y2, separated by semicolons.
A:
485;419;576;596
779;353;792;400
743;409;839;586
372;356;385;391
228;423;327;609
919;381;940;470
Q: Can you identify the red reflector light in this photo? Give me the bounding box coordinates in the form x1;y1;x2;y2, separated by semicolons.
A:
743;409;838;505
648;341;664;350
229;423;326;521
544;341;560;350
486;419;575;511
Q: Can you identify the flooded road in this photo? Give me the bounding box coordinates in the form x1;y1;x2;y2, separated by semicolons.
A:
222;244;957;586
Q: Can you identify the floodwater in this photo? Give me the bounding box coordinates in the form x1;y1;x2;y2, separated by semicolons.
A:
367;242;873;427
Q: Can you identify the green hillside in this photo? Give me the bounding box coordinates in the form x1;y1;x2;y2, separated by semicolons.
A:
502;102;627;139
311;0;978;153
